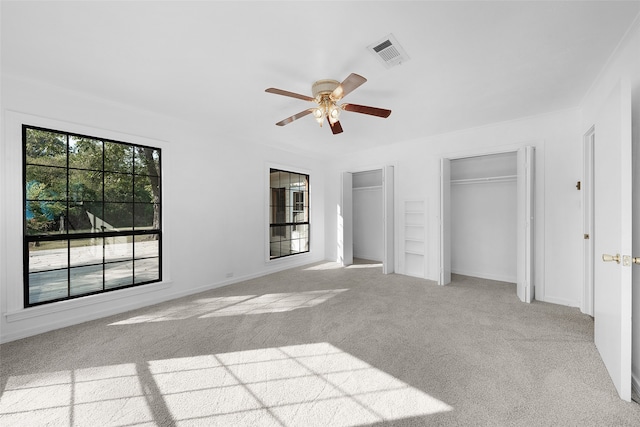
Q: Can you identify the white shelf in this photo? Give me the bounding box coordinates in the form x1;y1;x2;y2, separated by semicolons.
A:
403;200;425;279
450;175;516;185
353;185;383;191
405;250;424;256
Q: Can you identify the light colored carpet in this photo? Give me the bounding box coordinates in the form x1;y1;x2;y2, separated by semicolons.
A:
1;260;639;426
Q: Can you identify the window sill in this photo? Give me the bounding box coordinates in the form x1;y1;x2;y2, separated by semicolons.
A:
5;280;172;323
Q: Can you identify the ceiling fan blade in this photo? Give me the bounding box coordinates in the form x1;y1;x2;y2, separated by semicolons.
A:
342;103;392;118
266;88;315;102
330;73;367;101
328;117;343;135
275;109;314;126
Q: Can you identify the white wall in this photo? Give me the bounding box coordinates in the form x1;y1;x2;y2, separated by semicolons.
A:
578;18;640;395
451;180;517;282
0;75;326;343
324;107;582;308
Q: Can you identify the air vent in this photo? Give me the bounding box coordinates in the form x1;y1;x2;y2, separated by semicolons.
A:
367;34;410;68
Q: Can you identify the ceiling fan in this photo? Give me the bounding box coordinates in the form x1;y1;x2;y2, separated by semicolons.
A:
265;73;391;135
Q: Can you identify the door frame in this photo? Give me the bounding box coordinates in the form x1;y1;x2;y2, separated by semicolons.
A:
340;164;397;273
438;143;544;302
582;127;595;316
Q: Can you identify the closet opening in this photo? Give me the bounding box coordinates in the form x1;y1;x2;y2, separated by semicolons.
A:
440;147;534;303
450;153;517;284
352;170;384;264
340;166;394;274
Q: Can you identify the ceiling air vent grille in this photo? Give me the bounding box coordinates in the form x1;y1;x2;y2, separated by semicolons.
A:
367;34;410;69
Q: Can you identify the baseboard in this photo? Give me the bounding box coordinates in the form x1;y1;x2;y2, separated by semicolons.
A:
451;269;516;284
540;295;580;308
632;372;640;398
1;255;325;343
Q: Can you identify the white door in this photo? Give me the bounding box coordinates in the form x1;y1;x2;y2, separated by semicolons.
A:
516;146;534;303
340;172;353;266
440;158;451;285
383;165;395;274
593;80;632;401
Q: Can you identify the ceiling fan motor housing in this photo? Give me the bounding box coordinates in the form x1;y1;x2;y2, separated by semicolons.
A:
312;79;340;99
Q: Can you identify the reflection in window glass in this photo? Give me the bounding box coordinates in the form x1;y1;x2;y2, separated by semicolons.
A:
23;125;162;307
70;265;103;296
269;168;309;259
70;238;103;267
28;270;68;304
105;261;134;289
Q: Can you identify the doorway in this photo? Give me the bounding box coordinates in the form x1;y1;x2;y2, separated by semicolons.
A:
340;166;394;274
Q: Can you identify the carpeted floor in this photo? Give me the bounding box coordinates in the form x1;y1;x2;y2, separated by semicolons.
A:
1;260;639;426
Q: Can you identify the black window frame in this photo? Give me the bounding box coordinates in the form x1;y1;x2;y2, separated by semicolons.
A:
269;168;310;260
22;124;162;307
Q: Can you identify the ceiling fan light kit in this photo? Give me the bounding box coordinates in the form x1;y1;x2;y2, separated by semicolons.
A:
265;73;391;135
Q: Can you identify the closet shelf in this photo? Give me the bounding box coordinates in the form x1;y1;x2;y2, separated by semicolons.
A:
404;238;424;243
404;250;424;256
450;175;516;185
352;185;383;191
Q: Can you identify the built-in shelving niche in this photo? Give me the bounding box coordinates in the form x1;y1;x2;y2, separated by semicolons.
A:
403;200;425;278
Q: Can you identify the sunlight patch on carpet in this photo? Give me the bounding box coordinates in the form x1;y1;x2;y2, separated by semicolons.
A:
109;289;348;325
149;342;452;425
0;363;155;426
346;262;383;269
0;343;452;426
304;262;344;270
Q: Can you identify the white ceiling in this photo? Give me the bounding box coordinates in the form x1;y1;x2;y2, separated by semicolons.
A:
3;1;640;158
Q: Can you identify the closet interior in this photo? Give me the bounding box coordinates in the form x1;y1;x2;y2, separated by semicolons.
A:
450;152;518;283
352;170;384;262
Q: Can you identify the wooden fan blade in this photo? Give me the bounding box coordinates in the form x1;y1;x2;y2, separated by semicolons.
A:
328;117;343;135
342;103;392;118
275;109;314;126
330;73;367;101
266;88;315;102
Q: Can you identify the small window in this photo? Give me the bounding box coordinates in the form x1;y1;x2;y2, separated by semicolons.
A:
269;169;309;259
23;125;162;307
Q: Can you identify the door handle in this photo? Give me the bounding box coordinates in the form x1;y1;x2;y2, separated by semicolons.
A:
633;257;640;265
602;253;621;264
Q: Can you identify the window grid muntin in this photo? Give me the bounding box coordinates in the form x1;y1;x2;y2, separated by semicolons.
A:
23;125;162;308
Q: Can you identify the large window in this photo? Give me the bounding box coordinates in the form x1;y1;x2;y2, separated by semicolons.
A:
269;169;309;259
23;125;162;307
